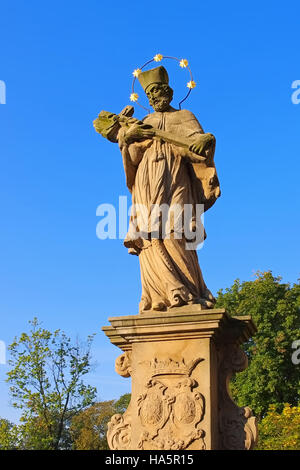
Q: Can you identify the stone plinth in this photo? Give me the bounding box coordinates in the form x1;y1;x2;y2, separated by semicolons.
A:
102;307;258;450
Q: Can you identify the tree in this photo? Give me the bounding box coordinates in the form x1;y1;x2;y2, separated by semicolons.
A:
215;271;300;419
113;393;131;414
6;318;97;449
70;400;114;449
70;393;131;450
0;418;20;449
256;404;300;450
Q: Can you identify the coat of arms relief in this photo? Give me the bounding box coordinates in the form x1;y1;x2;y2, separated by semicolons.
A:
108;353;206;450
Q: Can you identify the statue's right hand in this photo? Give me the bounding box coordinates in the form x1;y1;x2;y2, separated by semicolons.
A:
124;122;155;145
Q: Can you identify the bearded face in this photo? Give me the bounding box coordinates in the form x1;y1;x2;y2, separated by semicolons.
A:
146;84;173;112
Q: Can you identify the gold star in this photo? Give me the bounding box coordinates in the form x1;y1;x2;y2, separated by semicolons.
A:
187;80;196;89
179;59;188;68
154;54;163;62
133;69;142;77
130;93;139;102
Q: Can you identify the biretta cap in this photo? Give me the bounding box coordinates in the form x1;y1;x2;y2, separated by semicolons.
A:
138;66;169;92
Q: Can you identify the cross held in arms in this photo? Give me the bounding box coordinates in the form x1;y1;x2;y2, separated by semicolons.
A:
93;106;214;160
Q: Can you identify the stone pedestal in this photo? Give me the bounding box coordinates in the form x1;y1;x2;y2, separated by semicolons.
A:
102;307;258;450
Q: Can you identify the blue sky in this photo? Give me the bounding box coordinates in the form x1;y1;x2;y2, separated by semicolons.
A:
0;0;299;423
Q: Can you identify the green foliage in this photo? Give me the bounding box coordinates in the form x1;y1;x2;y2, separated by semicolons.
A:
113;393;131;414
70;394;131;450
256;404;300;450
0;419;20;449
0;393;131;450
216;271;300;419
2;272;300;450
70;400;114;450
6;318;97;449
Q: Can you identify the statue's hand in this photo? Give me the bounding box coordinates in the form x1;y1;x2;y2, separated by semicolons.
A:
189;133;216;156
124;122;155;145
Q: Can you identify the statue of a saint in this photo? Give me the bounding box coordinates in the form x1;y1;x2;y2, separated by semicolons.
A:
94;65;220;313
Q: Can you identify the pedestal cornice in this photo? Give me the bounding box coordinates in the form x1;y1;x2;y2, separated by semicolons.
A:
102;307;256;351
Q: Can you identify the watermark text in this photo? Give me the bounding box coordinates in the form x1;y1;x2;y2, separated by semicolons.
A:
291;80;300;104
0;340;6;365
0;80;6;104
96;196;205;250
291;339;300;365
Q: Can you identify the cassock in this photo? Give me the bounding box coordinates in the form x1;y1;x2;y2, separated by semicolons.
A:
118;107;220;312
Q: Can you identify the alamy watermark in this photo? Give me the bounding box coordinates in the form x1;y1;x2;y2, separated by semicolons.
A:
96;196;205;250
0;340;6;365
291;80;300;104
0;80;6;104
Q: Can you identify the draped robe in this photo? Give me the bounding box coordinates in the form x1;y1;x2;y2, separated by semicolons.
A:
118;108;220;312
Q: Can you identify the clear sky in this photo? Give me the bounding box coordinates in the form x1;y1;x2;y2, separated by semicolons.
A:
0;0;299;423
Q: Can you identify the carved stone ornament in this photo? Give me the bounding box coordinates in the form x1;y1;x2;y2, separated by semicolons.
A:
218;343;258;450
106;351;133;450
115;351;132;377
103;310;258;450
137;357;205;450
107;411;132;450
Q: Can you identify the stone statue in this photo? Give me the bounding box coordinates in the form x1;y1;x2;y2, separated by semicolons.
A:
94;65;220;313
99;62;257;451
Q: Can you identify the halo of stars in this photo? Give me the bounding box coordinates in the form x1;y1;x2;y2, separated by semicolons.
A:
130;54;196;111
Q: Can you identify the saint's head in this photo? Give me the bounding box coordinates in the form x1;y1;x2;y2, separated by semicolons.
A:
138;66;174;112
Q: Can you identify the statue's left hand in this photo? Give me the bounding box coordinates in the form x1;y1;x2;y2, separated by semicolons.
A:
189;133;216;156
